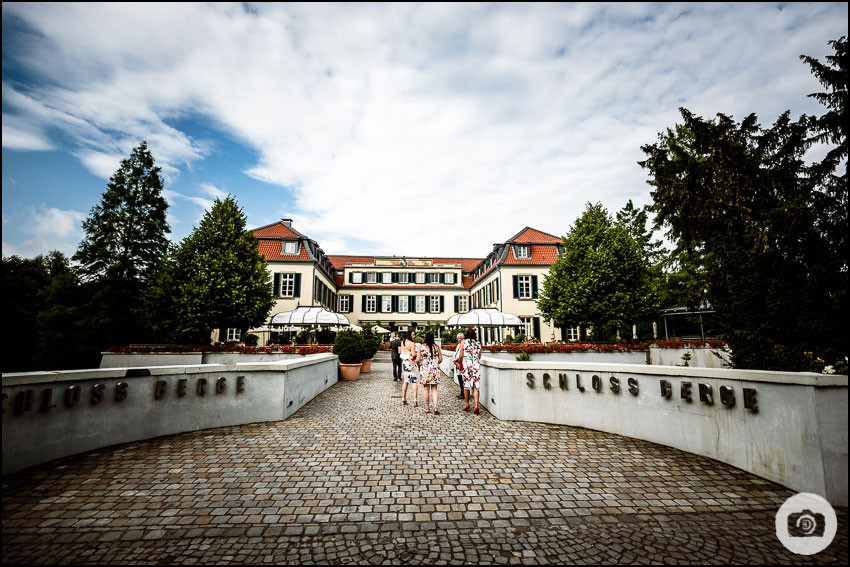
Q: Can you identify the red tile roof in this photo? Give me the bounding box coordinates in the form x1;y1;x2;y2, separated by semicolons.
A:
258;241;311;262
252;223;302;238
509;227;562;244
503;244;561;265
327;256;483;271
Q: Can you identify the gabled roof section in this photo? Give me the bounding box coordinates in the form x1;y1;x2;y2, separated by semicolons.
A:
503;245;560;265
258;241;311;262
507;227;562;244
251;221;304;239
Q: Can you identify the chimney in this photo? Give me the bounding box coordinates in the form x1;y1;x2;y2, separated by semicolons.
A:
281;218;293;227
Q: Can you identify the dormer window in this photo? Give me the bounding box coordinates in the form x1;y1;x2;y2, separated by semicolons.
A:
514;245;530;259
283;241;299;254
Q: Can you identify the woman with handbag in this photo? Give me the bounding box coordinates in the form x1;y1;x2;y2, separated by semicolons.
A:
452;332;465;399
417;332;443;414
400;330;419;406
458;328;482;414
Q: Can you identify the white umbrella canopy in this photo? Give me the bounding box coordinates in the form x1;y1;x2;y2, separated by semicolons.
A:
446;308;523;327
270;306;351;327
372;325;392;334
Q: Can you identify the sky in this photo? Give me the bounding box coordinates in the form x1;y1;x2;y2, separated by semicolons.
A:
2;3;847;260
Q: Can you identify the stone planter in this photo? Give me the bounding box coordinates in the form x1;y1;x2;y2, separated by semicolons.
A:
339;363;362;381
360;358;373;373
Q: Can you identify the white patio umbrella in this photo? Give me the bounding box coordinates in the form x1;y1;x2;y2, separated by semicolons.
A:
446;308;523;327
270;306;351;328
372;325;392;334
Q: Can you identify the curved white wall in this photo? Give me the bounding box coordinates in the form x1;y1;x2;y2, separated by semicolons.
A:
2;354;337;475
478;359;848;506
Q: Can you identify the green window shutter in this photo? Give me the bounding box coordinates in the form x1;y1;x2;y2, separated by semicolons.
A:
512;275;519;298
440;273;445;284
392;272;399;283
533;317;541;340
496;278;500;301
362;296;367;312
218;328;226;342
349;272;353;283
294;274;301;297
440;296;445;313
392;295;398;312
376;295;382;313
454;296;459;312
425;296;431;313
532;276;538;298
273;273;281;297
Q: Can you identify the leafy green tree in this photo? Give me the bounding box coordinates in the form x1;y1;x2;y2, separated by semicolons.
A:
145;196;274;344
537;202;659;341
1;252;93;372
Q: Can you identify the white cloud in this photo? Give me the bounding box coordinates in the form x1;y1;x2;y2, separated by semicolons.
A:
2;204;86;259
3;3;847;256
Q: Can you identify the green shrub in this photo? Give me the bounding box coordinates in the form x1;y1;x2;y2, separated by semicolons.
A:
315;328;335;345
516;352;531;362
295;328;314;345
359;328;382;359
503;335;514;344
242;333;259;346
334;330;364;364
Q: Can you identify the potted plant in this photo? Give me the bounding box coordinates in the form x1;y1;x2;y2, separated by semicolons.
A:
359;327;382;373
334;330;364;381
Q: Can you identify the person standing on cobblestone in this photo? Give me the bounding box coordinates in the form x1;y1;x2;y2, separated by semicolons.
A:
453;332;465;399
417;332;443;414
459;328;482;414
389;332;402;381
400;330;419;406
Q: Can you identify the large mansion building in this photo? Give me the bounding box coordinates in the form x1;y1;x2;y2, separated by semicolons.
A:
244;219;572;345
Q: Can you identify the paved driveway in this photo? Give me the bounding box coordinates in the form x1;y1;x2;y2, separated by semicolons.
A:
2;353;847;564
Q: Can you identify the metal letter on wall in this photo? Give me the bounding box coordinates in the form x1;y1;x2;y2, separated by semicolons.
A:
154;380;167;400
90;384;106;405
576;374;585;392
14;390;35;414
743;388;759;412
542;373;552;390
558;373;568;390
216;377;227;394
698;383;714;405
197;378;208;396
177;379;188;397
592;375;602;392
65;385;81;407
609;376;620;394
41;388;57;412
236;376;245;394
627;377;639;395
115;382;128;402
681;382;693;403
719;386;735;407
526;373;535;389
660;380;672;399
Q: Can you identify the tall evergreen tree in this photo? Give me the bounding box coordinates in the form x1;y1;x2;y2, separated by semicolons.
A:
145;196;274;344
73;142;171;349
640;37;847;371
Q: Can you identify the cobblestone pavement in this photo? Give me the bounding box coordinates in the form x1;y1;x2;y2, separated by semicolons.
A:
3;353;847;564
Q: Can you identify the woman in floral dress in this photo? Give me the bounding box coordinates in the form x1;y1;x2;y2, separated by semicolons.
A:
416;332;443;414
459;328;482;414
400;330;419;406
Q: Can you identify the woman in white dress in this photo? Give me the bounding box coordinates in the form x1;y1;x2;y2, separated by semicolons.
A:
400;330;419;406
